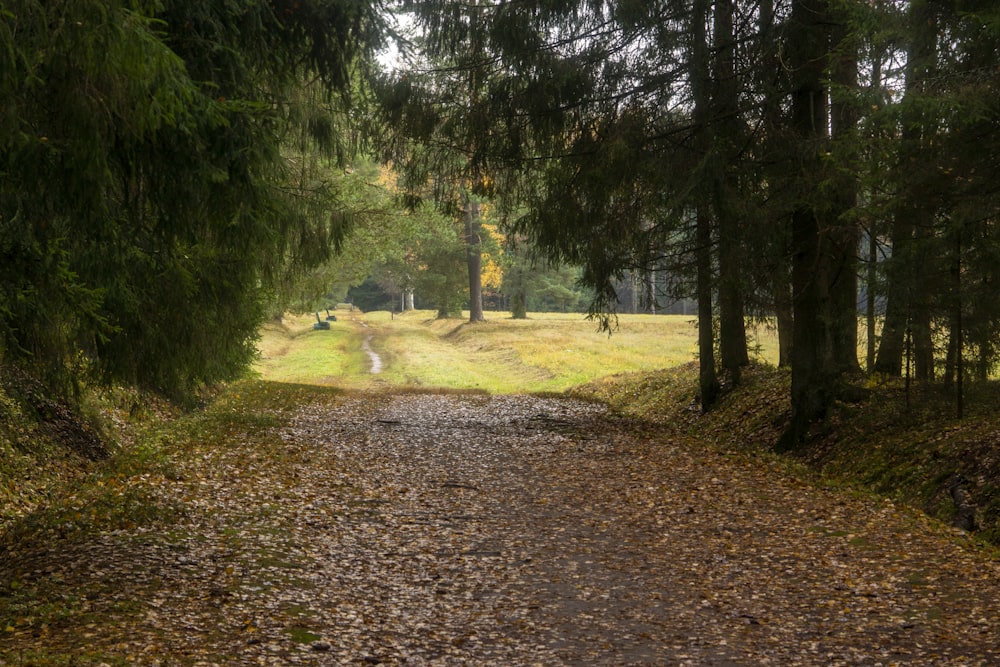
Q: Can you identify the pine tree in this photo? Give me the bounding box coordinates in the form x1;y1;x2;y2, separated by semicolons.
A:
0;0;385;398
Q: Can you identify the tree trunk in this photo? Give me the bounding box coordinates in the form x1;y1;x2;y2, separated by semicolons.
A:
864;42;884;374
691;0;720;411
875;0;938;378
510;266;527;319
952;226;963;418
866;229;878;372
511;289;527;319
713;0;749;382
781;0;833;449
829;7;861;374
774;264;794;367
911;249;935;382
758;0;793;369
647;268;656;313
630;272;639;314
874;219;910;376
697;204;720;411
464;197;484;322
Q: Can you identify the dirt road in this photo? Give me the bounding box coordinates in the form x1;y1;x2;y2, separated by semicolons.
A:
3;391;1000;665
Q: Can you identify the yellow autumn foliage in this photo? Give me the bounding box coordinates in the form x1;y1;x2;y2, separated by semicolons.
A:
480;223;505;289
481;254;503;289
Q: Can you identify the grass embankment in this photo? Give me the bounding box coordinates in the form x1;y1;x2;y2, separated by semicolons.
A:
0;371;127;534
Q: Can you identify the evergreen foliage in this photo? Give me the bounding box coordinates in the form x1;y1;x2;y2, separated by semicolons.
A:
382;0;1000;428
5;0;998;429
0;0;384;398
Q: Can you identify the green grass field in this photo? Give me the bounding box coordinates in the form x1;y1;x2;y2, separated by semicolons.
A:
255;308;780;392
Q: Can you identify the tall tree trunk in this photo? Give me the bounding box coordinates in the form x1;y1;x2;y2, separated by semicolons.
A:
647;268;656;313
511;289;527;319
464;197;484;322
875;0;938;377
950;225;963;417
874;215;911;375
866;228;878;372
713;0;749;382
759;0;793;368
692;0;720;410
630;271;639;314
774;261;794;368
829;6;861;374
782;0;833;449
864;35;886;374
911;228;935;381
510;265;527;319
697;204;720;411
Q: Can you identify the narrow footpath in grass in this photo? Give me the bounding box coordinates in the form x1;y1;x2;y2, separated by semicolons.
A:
361;336;383;374
2;382;999;666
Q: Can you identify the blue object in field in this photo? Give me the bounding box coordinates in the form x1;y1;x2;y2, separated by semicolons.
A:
325;308;337;321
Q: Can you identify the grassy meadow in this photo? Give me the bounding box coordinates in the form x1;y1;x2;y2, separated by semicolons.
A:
255;307;780;392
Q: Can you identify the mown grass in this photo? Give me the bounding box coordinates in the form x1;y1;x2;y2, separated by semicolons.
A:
256;307;779;393
255;313;370;385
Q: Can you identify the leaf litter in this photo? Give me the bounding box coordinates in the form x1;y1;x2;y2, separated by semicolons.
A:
2;389;1000;665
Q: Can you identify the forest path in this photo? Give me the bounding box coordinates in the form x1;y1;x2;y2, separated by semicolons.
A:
3;391;1000;665
361;335;383;374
